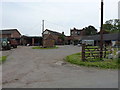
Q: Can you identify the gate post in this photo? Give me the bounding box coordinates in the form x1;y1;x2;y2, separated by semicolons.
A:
104;44;107;58
82;44;86;61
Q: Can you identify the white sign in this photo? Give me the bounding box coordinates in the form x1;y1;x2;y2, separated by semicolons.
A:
82;40;94;46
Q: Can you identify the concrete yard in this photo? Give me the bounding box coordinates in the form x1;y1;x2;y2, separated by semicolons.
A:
1;45;118;88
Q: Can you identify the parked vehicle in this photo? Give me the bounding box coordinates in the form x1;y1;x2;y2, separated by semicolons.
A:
0;38;18;50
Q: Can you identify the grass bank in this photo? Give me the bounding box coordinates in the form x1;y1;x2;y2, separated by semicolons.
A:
32;46;59;49
0;56;7;64
65;52;119;69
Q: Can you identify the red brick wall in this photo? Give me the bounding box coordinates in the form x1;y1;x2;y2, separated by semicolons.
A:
0;31;21;38
43;40;55;47
12;31;21;38
0;34;11;38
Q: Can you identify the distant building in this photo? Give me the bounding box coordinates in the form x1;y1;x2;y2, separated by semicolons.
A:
81;33;120;46
21;35;42;46
43;29;65;45
0;29;21;45
65;28;86;45
118;1;120;19
70;27;85;36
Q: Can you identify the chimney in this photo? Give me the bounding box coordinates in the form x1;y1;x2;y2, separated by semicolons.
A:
62;32;64;35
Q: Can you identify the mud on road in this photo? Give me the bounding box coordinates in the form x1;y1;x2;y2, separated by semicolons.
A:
2;46;118;88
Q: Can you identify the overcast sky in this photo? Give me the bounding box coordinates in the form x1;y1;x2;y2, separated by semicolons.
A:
1;0;119;36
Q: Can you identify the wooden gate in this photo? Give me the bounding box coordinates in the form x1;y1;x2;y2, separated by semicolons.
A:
82;44;107;61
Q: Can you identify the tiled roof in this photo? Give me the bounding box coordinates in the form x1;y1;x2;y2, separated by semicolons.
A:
0;29;21;35
44;29;62;35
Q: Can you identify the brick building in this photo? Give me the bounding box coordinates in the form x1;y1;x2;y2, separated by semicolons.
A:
43;29;65;45
66;28;86;45
70;27;85;36
21;35;42;46
0;29;21;44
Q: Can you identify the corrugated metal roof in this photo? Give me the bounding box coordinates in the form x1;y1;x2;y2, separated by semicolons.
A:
81;33;120;41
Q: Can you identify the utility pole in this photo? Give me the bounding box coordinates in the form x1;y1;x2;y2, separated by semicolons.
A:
42;20;44;46
42;20;44;33
100;0;104;60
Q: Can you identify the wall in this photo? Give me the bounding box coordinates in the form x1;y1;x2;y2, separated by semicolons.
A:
0;34;11;38
12;31;21;38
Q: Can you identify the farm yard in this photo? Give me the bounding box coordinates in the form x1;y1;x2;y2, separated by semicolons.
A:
1;45;118;88
1;0;119;89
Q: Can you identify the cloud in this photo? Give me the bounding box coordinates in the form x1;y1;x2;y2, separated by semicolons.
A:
1;0;119;36
2;0;99;3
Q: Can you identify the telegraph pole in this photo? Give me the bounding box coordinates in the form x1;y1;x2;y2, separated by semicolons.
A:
42;20;44;33
100;0;104;60
42;20;44;46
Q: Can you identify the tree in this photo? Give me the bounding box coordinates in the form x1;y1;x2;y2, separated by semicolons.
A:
58;33;65;45
83;25;97;35
103;19;120;33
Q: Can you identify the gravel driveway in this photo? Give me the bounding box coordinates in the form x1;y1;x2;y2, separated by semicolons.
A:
2;45;118;88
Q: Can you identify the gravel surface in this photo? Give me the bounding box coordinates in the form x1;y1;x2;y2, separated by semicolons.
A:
2;45;118;88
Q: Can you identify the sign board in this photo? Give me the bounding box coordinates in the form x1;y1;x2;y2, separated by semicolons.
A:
82;40;94;46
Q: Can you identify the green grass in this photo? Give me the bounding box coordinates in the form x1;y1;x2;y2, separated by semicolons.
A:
86;46;99;48
32;46;59;49
65;53;119;69
0;56;7;64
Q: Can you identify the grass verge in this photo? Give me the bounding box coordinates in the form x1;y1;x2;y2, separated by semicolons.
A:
0;56;7;64
32;46;59;49
65;53;119;69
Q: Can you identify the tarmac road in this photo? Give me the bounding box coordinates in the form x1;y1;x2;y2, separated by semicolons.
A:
2;46;118;88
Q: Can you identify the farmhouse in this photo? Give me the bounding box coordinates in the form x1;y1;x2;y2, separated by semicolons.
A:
0;29;21;45
65;28;86;45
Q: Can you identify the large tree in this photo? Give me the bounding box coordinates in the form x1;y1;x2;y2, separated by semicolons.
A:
83;25;97;35
103;19;120;33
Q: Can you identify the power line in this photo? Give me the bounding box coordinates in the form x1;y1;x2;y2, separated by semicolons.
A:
44;20;70;29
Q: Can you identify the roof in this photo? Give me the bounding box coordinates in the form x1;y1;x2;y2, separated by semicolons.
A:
43;34;55;40
44;29;62;36
0;29;21;35
70;28;83;31
22;35;42;38
81;33;120;41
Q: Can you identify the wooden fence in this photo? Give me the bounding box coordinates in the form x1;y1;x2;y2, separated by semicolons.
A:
82;44;108;61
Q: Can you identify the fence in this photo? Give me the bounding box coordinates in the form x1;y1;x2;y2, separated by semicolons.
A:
82;44;108;61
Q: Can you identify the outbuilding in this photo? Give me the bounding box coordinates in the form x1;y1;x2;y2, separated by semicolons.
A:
0;29;21;45
81;33;120;46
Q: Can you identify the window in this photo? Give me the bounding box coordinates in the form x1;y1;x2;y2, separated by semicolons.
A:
71;31;74;35
75;31;77;34
78;32;80;35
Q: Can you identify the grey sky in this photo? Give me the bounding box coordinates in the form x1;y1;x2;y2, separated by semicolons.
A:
1;0;119;36
118;1;120;19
